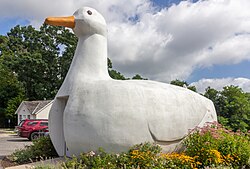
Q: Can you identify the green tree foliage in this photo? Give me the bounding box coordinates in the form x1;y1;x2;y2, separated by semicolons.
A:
0;63;25;127
1;25;78;100
132;74;148;80
204;87;222;115
204;86;250;132
107;58;126;80
107;58;148;80
170;79;197;92
109;69;127;80
0;25;78;126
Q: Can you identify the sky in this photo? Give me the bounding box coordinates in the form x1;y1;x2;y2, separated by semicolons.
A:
0;0;250;93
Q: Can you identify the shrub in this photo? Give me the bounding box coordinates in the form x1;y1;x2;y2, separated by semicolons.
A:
12;123;250;169
62;143;198;169
183;122;250;168
160;153;200;169
62;143;162;169
9;136;58;164
31;136;58;158
63;149;118;169
127;142;161;168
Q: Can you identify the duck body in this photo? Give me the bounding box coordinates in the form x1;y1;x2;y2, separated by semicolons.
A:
63;79;216;156
46;7;217;157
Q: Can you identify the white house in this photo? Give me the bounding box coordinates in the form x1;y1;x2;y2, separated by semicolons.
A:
15;100;53;124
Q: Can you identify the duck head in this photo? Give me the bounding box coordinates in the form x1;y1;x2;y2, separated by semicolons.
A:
45;7;107;37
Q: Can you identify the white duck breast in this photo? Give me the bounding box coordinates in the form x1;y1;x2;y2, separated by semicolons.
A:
45;7;217;157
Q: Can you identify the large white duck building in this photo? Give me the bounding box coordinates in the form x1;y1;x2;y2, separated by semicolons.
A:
45;7;217;157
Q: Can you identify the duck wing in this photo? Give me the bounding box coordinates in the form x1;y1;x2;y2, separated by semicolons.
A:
131;80;217;142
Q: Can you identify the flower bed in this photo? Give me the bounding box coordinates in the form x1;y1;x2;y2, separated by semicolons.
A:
3;122;250;169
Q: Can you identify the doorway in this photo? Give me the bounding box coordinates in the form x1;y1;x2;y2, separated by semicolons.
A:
55;96;69;156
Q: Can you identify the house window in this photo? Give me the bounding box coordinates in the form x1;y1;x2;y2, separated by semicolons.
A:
19;115;22;121
27;115;30;119
23;115;26;119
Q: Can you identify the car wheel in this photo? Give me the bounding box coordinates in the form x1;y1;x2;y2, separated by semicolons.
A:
30;132;39;141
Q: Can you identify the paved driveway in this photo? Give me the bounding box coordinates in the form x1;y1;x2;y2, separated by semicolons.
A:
0;129;32;160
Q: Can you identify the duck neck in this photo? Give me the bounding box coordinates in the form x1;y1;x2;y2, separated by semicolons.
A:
70;34;111;81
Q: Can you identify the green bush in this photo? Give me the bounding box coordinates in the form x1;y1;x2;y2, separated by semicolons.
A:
10;136;58;164
11;124;250;169
183;122;250;168
31;136;58;158
63;149;119;169
54;130;250;169
62;143;198;169
62;143;162;169
127;142;161;168
160;153;199;169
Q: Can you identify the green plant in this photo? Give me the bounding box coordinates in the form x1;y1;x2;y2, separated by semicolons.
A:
217;129;250;167
10;146;35;164
183;122;250;168
9;136;58;164
62;142;199;169
127;142;161;168
63;151;118;169
63;143;161;169
160;153;200;169
21;130;250;169
31;136;58;158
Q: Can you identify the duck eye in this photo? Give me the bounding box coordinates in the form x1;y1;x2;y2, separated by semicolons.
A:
87;10;92;15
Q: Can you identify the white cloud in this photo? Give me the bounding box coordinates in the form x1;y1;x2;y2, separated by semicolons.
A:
1;0;250;82
0;0;148;23
191;77;250;94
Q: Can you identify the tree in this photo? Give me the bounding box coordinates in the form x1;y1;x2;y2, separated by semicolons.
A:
0;62;25;127
170;79;197;92
132;74;148;80
1;25;78;100
204;85;250;132
203;87;222;115
107;58;127;80
219;86;250;132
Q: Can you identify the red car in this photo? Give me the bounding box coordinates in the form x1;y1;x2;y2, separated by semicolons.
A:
16;119;49;140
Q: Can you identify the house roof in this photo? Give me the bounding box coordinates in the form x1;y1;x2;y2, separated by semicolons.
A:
15;100;53;114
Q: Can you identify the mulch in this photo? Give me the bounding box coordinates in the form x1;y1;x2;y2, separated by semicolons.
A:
0;156;18;168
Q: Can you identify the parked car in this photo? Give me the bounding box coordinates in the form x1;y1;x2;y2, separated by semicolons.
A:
16;119;49;140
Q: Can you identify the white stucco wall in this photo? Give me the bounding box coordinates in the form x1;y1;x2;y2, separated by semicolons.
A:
17;105;32;124
36;103;52;119
32;115;36;119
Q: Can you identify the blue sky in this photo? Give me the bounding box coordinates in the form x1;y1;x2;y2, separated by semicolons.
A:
0;18;29;35
0;0;250;92
188;61;250;83
151;0;250;84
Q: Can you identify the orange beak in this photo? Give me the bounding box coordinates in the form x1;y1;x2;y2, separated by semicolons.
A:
45;16;75;28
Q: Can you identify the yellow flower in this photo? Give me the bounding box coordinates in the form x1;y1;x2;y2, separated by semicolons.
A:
161;152;198;168
208;149;223;164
